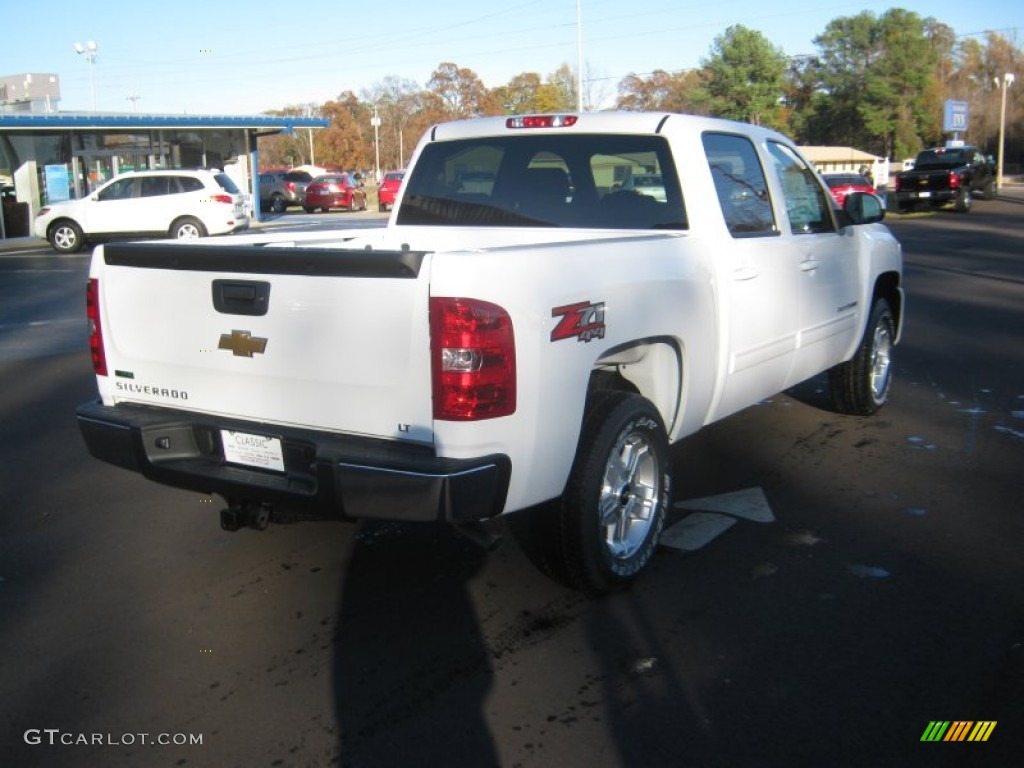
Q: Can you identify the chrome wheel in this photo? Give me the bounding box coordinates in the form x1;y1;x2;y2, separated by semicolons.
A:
599;429;661;560
870;321;893;403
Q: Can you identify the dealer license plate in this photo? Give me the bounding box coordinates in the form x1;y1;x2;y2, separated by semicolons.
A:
221;429;285;471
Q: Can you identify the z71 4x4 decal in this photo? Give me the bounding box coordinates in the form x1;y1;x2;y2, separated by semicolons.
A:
551;301;606;343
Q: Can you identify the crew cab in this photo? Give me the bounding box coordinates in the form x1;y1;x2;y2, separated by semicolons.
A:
893;145;995;213
76;112;903;593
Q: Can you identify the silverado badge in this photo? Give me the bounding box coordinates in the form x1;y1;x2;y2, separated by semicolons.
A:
218;330;268;357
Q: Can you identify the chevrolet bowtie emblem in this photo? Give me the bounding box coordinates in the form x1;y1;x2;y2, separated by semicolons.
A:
218;330;268;357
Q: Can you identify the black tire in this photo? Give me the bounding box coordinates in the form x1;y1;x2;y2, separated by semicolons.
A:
303;206;315;214
379;202;387;212
48;219;85;253
981;179;995;200
170;217;206;240
269;194;287;213
512;391;670;594
953;188;972;213
829;298;895;416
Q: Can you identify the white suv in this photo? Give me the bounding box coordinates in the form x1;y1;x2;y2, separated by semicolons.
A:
35;169;250;253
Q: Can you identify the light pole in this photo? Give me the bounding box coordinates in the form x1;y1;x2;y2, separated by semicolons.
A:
74;40;98;110
576;0;583;111
991;73;1015;192
995;72;1015;193
304;103;318;166
371;106;381;183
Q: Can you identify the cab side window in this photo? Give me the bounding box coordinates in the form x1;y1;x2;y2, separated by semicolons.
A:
140;176;169;197
178;176;204;193
97;178;138;202
767;142;835;235
702;132;776;237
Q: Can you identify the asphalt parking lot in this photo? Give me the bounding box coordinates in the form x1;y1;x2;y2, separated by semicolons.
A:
1;187;1022;768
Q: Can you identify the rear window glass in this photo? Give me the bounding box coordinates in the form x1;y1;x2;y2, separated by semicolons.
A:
913;149;970;170
214;173;240;194
397;134;686;230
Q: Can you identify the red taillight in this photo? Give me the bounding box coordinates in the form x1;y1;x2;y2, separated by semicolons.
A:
210;193;233;204
86;278;107;376
286;182;296;192
894;176;901;192
506;114;578;129
430;297;516;421
949;172;961;189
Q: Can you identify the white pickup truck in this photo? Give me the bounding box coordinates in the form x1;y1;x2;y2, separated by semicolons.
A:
77;112;903;593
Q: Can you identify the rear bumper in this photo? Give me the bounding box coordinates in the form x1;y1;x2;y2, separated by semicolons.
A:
893;189;956;206
76;401;510;523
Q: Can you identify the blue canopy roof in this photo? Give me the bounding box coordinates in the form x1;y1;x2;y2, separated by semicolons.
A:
0;113;329;131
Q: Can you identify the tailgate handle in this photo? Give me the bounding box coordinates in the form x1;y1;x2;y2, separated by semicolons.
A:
212;280;270;316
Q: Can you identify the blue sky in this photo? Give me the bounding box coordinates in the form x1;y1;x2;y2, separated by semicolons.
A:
0;0;1019;115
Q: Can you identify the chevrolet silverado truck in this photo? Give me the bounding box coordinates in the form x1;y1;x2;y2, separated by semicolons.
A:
76;112;903;593
893;145;995;213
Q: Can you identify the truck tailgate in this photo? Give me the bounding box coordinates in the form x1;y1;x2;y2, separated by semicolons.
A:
93;242;435;444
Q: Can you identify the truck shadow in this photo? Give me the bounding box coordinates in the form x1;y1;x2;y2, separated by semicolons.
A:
331;521;499;767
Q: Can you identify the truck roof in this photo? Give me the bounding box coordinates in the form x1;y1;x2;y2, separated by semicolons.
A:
427;111;793;144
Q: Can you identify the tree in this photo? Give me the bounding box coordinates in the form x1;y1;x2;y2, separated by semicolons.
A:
258;104;317;168
362;76;424;170
426;62;501;119
616;68;708;113
701;25;788;128
799;9;944;159
317;92;371;170
491;72;544;114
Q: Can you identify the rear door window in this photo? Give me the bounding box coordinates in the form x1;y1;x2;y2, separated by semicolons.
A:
702;132;776;237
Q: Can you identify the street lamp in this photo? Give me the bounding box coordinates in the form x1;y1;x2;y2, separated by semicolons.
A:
371;106;381;183
995;72;1015;193
74;40;99;111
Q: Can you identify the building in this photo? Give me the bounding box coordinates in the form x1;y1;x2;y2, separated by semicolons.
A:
799;146;891;188
1;97;327;238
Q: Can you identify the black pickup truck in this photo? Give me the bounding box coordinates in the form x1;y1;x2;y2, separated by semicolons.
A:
893;145;995;213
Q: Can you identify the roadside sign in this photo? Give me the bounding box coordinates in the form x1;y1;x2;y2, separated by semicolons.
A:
944;100;969;133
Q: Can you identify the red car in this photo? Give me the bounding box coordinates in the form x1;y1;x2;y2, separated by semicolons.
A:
377;170;404;212
822;172;876;207
303;173;366;213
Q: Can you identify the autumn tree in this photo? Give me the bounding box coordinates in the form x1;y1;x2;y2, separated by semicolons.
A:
615;68;708;113
426;62;501;119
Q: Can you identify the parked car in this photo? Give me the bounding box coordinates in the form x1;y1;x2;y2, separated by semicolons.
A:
303;173;367;212
259;169;317;213
377;171;404;211
34;169;249;253
821;172;877;207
